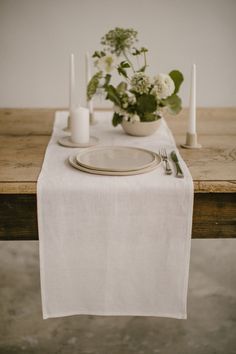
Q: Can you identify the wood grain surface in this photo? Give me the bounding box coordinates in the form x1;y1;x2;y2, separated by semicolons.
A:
0;108;235;193
1;193;235;240
0;108;235;239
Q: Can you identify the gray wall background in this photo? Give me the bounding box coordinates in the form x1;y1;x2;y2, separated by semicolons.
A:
0;0;235;108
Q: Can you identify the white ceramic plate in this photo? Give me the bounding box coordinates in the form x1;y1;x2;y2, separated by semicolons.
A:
76;146;159;172
69;155;160;176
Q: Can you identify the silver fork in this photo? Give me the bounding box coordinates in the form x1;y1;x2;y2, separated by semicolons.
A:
159;148;172;175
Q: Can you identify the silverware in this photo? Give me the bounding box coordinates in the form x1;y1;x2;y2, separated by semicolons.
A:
170;151;184;178
159;148;172;175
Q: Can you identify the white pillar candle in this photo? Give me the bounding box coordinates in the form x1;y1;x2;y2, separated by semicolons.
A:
71;106;90;144
69;53;76;112
188;64;196;135
86;52;94;116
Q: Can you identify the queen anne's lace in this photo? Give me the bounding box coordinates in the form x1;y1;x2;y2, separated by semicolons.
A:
101;27;138;55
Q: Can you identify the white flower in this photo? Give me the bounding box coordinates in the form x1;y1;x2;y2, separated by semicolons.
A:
152;74;175;99
130;114;140;123
95;54;116;73
130;72;151;94
128;93;136;105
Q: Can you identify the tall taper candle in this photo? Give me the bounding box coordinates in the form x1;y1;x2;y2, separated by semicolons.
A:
86;52;95;123
69;53;76;112
188;64;196;134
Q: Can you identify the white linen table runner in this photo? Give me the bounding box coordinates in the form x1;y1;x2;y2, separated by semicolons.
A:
37;111;193;319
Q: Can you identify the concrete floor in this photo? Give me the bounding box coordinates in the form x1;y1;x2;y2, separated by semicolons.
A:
0;239;235;354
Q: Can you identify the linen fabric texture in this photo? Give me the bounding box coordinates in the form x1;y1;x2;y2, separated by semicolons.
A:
37;111;193;319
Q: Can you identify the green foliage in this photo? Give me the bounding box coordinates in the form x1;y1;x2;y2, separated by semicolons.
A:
169;70;184;94
132;47;148;73
118;67;128;78
116;81;128;92
162;94;182;114
120;61;130;68
136;94;157;115
103;74;111;89
87;71;103;100
137;65;146;73
140;47;148;53
132;48;141;56
112;112;123;126
132;47;148;56
92;51;106;58
105;85;121;106
117;61;131;78
142;112;158;122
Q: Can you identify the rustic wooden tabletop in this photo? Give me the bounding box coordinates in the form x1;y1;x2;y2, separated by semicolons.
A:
0;108;235;240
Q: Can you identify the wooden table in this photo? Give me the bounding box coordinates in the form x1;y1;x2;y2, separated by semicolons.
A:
0;108;235;240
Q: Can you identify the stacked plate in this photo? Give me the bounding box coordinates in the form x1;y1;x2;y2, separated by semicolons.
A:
68;146;161;176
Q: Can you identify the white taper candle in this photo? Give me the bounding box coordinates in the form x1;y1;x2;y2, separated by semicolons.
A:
71;106;90;144
86;52;94;115
69;53;76;112
188;64;196;135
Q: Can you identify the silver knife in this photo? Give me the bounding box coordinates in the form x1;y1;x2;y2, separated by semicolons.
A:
170;151;184;178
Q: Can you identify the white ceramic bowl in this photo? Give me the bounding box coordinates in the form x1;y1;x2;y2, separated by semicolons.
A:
121;119;161;137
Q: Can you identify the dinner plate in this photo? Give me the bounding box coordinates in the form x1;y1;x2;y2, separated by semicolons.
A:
69;155;160;176
76;146;159;172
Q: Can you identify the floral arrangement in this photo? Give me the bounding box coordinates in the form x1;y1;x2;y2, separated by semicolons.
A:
87;27;184;127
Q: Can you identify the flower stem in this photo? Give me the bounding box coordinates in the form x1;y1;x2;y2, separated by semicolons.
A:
122;50;135;73
136;55;140;69
143;52;147;71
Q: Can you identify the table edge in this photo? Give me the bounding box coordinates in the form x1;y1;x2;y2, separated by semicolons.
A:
0;180;236;194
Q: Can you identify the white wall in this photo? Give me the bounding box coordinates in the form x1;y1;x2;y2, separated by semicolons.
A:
0;0;235;108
